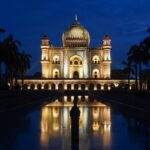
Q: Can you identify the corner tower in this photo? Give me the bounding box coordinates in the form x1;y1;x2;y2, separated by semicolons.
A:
101;35;112;78
41;35;50;78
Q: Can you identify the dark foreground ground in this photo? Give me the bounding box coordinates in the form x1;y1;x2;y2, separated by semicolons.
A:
0;90;150;121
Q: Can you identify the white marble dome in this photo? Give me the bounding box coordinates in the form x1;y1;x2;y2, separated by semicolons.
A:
62;16;90;47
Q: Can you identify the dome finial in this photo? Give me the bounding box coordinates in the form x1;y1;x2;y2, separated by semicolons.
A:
75;14;78;21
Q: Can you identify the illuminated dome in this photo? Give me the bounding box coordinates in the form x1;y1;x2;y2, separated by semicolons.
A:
62;16;90;47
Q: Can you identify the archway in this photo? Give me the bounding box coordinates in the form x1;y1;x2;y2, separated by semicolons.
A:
73;71;79;79
89;83;94;90
81;84;85;90
67;84;71;90
97;84;101;90
37;84;41;90
92;55;100;64
23;84;28;90
74;84;78;90
44;83;49;90
69;55;83;78
92;69;100;78
51;84;55;90
53;68;60;78
53;55;60;64
30;84;35;90
58;84;63;90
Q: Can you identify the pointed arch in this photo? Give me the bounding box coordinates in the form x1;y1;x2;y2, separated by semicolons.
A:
92;69;100;78
53;68;60;78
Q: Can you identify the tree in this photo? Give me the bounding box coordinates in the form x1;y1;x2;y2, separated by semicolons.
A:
2;34;22;86
127;45;140;90
17;51;31;88
0;28;5;81
122;60;134;90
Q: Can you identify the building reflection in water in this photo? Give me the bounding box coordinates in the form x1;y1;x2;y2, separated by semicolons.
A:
40;96;111;149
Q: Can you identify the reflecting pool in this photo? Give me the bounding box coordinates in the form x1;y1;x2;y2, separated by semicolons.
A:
0;95;149;150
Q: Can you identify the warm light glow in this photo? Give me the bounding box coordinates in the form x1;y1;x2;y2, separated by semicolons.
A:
55;84;58;90
71;84;74;90
28;85;30;90
78;95;81;101
64;84;67;90
52;108;59;118
35;84;37;90
94;85;97;90
40;98;112;148
85;86;88;90
53;121;59;131
85;95;88;100
108;86;111;90
114;83;119;87
92;107;99;119
42;84;44;89
92;121;99;131
101;85;104;90
64;96;67;102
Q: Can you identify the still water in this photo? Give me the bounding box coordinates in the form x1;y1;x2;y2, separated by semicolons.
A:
0;96;149;150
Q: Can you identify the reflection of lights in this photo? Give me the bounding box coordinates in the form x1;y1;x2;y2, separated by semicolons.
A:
108;86;111;90
52;108;59;118
93;122;99;131
93;107;99;119
53;122;59;131
42;107;48;118
40;99;112;148
71;96;74;102
41;107;49;133
79;107;83;128
63;107;68;128
48;85;51;90
104;124;111;132
64;96;67;102
78;96;81;101
85;95;88;100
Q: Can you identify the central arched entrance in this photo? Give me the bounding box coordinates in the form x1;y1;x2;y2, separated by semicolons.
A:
73;71;79;79
69;55;83;78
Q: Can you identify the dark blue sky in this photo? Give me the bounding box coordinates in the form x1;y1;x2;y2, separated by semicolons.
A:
1;0;150;74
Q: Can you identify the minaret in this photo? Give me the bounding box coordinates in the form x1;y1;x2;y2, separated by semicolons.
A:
41;35;50;78
102;35;112;78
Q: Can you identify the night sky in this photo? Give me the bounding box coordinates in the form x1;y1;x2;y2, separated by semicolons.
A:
1;0;150;74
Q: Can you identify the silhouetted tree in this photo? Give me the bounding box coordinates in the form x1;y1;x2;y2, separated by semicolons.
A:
122;60;134;89
0;28;5;81
17;51;31;88
2;34;22;86
127;45;140;90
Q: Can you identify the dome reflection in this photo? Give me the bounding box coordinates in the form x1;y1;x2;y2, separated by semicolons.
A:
40;96;111;149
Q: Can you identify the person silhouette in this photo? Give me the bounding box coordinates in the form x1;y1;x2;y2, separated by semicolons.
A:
70;96;80;150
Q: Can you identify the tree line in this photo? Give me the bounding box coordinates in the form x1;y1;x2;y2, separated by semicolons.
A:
0;28;31;89
122;29;150;91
